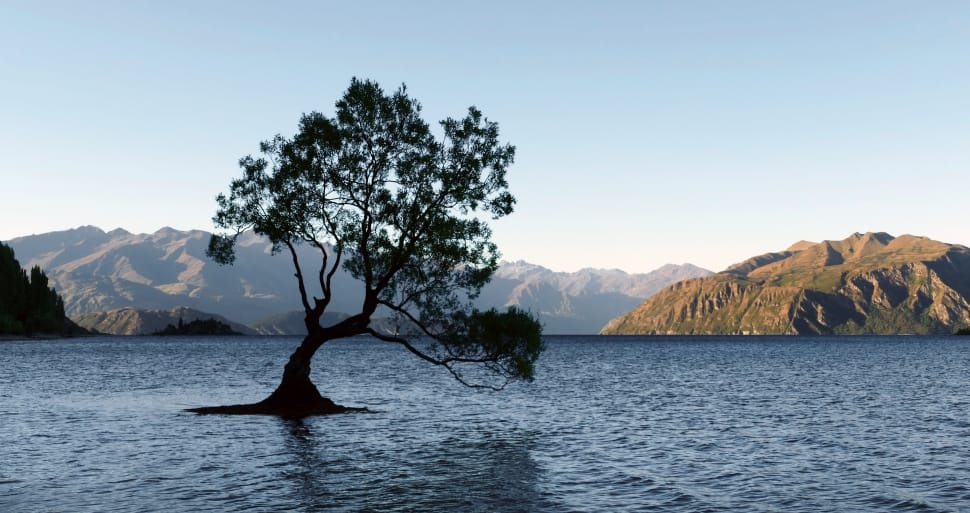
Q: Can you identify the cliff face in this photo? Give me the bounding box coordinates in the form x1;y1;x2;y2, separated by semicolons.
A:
602;233;970;335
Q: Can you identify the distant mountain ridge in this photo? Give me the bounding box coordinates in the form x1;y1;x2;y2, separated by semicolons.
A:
483;261;712;333
6;226;711;334
602;232;970;335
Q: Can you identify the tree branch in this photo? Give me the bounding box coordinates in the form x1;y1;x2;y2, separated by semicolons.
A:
306;235;331;308
371;302;507;365
284;238;312;314
375;299;441;339
365;328;508;390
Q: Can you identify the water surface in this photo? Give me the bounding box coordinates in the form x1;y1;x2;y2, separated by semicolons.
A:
2;335;969;512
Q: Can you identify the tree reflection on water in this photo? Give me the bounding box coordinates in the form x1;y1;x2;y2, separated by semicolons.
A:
279;416;548;512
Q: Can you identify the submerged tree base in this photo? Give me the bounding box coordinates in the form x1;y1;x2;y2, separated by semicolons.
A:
186;396;359;419
186;372;367;418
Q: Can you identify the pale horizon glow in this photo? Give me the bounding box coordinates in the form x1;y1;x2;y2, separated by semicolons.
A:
2;1;969;273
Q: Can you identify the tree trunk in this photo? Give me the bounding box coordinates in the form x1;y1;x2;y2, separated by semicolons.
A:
186;333;351;418
257;342;347;415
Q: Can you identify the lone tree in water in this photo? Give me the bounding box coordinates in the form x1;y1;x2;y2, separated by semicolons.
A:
190;79;543;417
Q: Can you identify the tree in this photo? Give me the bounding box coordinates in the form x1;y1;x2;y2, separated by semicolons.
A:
0;244;27;334
0;243;68;336
189;79;543;417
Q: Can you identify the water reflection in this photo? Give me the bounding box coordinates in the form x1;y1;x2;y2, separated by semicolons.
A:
278;417;549;513
281;418;331;510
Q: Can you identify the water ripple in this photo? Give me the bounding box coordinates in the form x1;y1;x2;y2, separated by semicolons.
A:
2;336;970;512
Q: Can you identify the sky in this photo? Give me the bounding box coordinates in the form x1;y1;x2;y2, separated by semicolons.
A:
2;1;969;273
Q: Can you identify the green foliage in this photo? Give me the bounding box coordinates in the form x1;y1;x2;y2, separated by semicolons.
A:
0;242;67;335
440;306;544;383
210;78;542;386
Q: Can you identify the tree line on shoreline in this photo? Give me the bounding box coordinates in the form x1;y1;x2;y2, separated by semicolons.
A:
0;242;69;336
154;317;242;336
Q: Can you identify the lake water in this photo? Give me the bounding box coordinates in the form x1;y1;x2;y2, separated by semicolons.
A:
2;335;970;512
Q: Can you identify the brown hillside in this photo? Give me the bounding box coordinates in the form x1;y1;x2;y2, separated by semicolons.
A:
602;233;970;335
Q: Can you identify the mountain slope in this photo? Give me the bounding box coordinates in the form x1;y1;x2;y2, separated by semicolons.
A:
7;226;712;334
602;232;970;335
73;306;259;335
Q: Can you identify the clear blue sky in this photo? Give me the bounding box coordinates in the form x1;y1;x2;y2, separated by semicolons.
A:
2;1;969;273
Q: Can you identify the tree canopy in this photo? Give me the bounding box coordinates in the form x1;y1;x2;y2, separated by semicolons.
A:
206;78;542;404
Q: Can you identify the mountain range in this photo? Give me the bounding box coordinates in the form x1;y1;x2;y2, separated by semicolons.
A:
5;226;711;334
602;232;970;335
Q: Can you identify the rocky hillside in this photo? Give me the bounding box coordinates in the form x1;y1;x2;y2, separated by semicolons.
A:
6;226;711;334
73;306;258;335
602;232;970;335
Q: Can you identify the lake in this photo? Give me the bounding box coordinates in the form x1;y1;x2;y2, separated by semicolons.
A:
2;335;970;512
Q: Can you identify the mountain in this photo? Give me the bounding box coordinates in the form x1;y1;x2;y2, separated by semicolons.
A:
239;262;713;334
602;232;970;335
6;226;711;334
6;226;364;325
73;306;258;335
479;261;712;333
